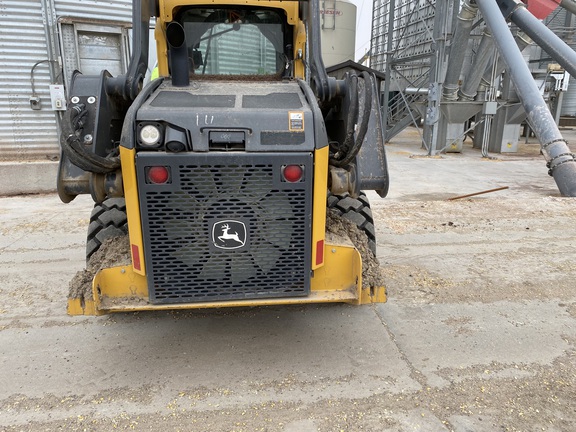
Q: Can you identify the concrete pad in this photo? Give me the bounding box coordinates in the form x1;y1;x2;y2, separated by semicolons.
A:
282;419;319;431
0;129;575;430
378;300;574;388
0;161;58;196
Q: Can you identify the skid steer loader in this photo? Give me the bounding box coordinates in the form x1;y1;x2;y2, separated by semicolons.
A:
58;0;389;315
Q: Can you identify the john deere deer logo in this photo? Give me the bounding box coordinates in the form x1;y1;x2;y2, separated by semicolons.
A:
212;220;247;250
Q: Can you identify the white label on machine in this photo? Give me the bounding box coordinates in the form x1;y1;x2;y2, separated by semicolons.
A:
289;111;304;131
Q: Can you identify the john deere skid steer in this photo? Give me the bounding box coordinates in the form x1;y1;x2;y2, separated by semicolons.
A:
58;0;389;315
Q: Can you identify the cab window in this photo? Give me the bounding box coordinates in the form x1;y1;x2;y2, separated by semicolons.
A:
176;7;290;77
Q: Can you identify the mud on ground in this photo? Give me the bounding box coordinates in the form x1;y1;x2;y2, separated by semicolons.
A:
326;209;385;289
68;235;131;300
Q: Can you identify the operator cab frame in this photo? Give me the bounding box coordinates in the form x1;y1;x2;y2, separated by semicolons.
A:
156;0;305;81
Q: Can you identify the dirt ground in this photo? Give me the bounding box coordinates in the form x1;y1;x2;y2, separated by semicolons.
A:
0;127;575;431
369;196;576;432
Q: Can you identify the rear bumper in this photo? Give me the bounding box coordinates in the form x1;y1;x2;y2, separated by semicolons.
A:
67;242;386;315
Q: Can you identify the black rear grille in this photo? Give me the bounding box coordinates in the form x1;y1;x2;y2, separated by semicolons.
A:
136;153;313;304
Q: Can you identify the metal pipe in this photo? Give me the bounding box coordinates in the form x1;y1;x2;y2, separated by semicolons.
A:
459;28;494;101
405;87;430;95
554;91;565;125
381;0;396;143
560;0;576;15
448;186;509;200
442;0;479;101
477;0;576;197
476;30;532;101
506;0;576;77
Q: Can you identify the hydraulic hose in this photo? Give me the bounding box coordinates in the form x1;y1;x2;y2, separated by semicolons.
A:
330;74;358;166
330;72;373;167
60;105;120;174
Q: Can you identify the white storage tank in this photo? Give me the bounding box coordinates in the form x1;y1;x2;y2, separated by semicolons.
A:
320;0;357;67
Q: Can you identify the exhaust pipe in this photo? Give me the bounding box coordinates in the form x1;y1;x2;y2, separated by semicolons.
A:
166;22;190;87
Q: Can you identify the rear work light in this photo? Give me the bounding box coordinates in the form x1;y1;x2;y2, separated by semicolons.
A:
282;164;304;183
139;124;162;147
146;166;170;184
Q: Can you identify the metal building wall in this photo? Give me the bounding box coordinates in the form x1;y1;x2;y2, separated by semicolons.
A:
53;0;132;89
369;0;458;146
0;0;59;161
54;0;131;21
0;0;132;162
370;0;437;91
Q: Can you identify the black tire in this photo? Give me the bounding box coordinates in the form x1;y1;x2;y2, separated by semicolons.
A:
327;192;377;255
86;198;128;262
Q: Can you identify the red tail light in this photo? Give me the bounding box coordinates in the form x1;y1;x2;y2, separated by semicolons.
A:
282;164;304;183
147;166;170;184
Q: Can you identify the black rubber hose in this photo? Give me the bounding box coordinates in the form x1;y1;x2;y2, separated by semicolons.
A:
344;71;373;164
330;74;358;166
60;107;97;171
67;107;120;171
60;105;120;173
330;71;372;167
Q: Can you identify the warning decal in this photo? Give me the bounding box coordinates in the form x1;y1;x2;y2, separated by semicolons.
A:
289;111;304;131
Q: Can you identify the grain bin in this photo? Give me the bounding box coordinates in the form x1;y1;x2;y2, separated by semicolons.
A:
320;0;357;67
